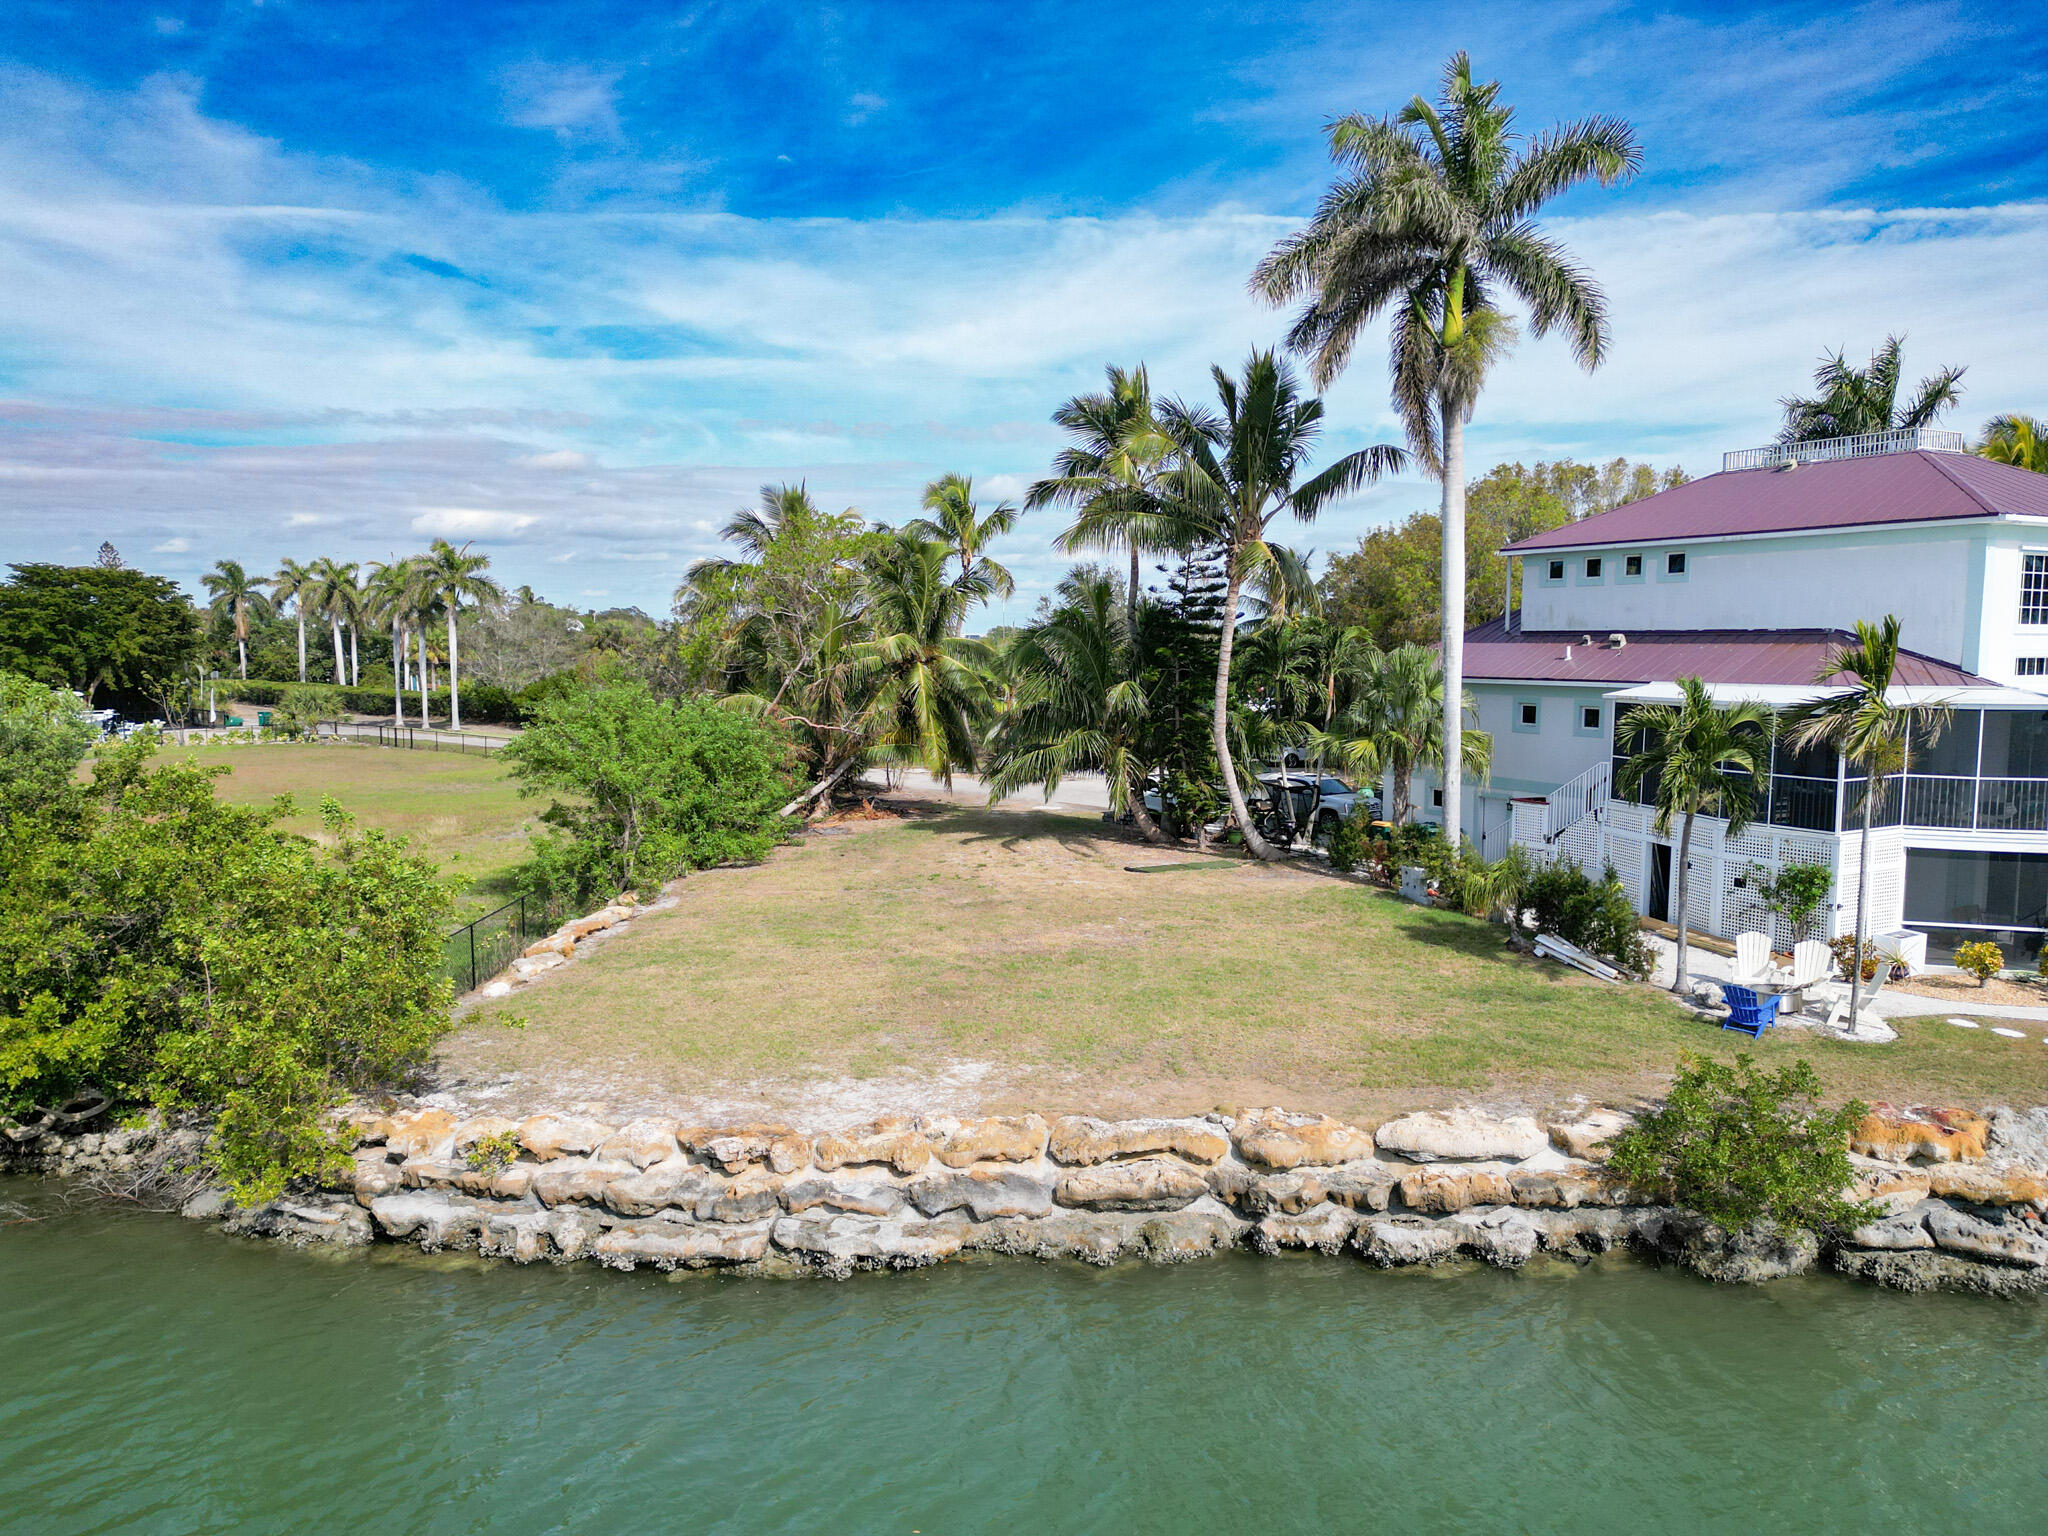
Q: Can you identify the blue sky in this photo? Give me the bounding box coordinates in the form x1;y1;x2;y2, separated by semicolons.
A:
2;0;2044;619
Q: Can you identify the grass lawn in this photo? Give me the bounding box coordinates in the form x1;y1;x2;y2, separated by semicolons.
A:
439;801;2048;1122
142;740;537;915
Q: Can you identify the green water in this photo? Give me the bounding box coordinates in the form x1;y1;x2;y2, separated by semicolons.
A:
4;1197;2046;1534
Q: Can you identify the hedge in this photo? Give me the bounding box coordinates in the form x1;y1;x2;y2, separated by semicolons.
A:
229;679;527;725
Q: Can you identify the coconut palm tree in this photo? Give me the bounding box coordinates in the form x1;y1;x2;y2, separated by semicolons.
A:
1308;641;1490;827
1778;335;1966;445
985;570;1173;844
852;532;994;785
201;559;272;680
1980;413;2048;473
1161;350;1404;860
1782;616;1952;1027
417;539;504;730
1028;364;1180;629
269;558;317;683
907;473;1018;597
1253;52;1639;848
1616;677;1772;996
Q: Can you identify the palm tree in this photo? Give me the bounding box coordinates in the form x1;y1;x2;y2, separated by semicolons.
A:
853;532;994;784
1616;677;1771;996
985;570;1172;844
1309;642;1490;827
1028;365;1179;629
306;557;358;685
200;559;272;680
1162;351;1403;860
1253;52;1639;849
417;539;504;730
1980;413;2048;473
907;473;1018;596
1782;616;1952;1027
367;559;416;726
269;558;316;683
1778;335;1966;444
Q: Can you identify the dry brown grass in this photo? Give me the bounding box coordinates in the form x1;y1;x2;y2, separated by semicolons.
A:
437;800;2048;1123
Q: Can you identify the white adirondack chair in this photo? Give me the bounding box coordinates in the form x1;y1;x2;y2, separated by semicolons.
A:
1823;967;1889;1035
1731;931;1776;988
1786;939;1831;990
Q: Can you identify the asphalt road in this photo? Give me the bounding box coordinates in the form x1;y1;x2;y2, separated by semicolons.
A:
887;768;1111;817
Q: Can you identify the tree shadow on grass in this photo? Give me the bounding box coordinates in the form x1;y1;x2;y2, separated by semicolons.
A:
897;803;1166;860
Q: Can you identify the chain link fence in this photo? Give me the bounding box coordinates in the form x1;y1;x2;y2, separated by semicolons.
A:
441;893;565;993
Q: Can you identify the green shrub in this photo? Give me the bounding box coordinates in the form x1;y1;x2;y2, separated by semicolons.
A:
464;1128;523;1173
231;679;529;724
1;669;96;813
1607;1054;1874;1235
505;678;796;908
0;738;453;1201
1750;860;1833;944
1524;858;1653;977
1827;934;1881;983
1323;801;1375;874
1954;940;2004;986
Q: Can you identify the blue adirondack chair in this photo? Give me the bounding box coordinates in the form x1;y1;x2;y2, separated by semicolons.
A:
1719;984;1782;1038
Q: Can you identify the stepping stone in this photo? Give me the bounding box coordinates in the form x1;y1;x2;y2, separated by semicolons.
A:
1992;1027;2026;1039
1946;1018;1980;1028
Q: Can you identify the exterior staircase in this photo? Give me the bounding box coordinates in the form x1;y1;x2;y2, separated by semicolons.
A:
1542;760;1611;843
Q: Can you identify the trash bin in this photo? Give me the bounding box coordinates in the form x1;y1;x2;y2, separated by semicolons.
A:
257;710;274;727
225;715;245;727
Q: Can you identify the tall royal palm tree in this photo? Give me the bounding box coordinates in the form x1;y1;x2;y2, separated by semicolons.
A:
985;570;1172;844
306;557;358;686
201;559;272;680
269;557;316;683
1163;351;1404;860
1980;413;2048;473
853;532;994;785
1027;364;1179;629
367;559;416;726
1309;642;1490;828
1616;677;1772;996
418;539;504;731
907;473;1018;597
1778;335;1966;445
1782;616;1951;1028
1254;52;1639;848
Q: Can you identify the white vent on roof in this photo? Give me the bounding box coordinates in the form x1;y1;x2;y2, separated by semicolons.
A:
1609;633;1627;648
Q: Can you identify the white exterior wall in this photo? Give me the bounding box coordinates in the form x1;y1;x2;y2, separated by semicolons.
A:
1975;534;2048;683
1518;523;1983;667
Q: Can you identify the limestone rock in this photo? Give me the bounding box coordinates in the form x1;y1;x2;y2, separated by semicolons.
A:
1545;1109;1631;1161
1235;1161;1397;1217
179;1188;228;1222
595;1118;681;1170
399;1156;465;1191
602;1156;718;1218
451;1163;534;1201
544;1207;604;1262
479;1210;554;1264
907;1163;1056;1220
1924;1164;2048;1209
1924;1203;2048;1267
1832;1246;2048;1296
351;1150;406;1205
451;1114;522;1153
1846;1159;1933;1215
566;905;631;942
529;1158;636;1207
1376;1108;1547;1164
1357;1216;1461;1267
521;931;575;960
1987;1106;2048;1169
780;1173;907;1218
233;1199;373;1247
510;954;565;979
770;1212;972;1277
971;1212;1135;1266
369;1194;481;1250
1525;1206;1650;1256
1507;1167;1599;1209
1449;1207;1541;1269
1398;1165;1515;1215
813;1118;935;1175
1253;1201;1360;1256
1234;1108;1376;1170
929;1114;1049;1168
382;1109;460;1160
1047;1115;1231;1166
519;1113;616;1161
479;979;514;999
682;1124;811;1175
595;1220;769;1270
1850;1105;1990;1164
1845;1206;1936;1251
1055;1155;1208;1211
1647;1213;1818;1283
1131;1203;1246;1263
696;1167;787;1224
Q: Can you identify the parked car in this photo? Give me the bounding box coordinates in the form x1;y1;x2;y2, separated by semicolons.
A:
1257;772;1378;847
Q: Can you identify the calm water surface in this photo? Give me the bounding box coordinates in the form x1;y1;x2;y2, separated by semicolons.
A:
4;1189;2045;1534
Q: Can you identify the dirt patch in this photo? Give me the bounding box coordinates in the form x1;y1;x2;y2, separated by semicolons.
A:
1893;972;2048;1009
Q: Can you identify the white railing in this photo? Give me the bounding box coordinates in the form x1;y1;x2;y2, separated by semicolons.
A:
1544;759;1610;842
1722;428;1966;472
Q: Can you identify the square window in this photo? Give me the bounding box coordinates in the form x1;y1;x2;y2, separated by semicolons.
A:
1584;557;1603;579
1547;559;1564;581
1521;703;1538;726
2023;555;2048;626
1583;706;1601;730
1666;551;1687;576
2019;657;2048;677
1624;554;1643;577
1514;700;1540;734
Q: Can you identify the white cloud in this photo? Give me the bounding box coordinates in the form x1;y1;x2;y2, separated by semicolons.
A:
150;535;190;553
517;448;594;470
501;62;622;141
409;508;542;539
285;512;323;527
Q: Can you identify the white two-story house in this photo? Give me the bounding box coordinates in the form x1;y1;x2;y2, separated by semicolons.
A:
1418;428;2048;965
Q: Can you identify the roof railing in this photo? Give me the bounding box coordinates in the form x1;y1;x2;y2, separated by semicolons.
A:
1722;427;1967;473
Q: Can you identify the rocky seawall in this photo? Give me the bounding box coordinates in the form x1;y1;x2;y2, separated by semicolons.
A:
10;1102;2048;1295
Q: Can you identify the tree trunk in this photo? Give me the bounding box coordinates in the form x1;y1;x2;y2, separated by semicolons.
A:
392;623;406;726
330;620;345;686
1214;560;1280;861
349;626;360;686
295;612;306;683
415;630;429;721
1438;394;1467;848
779;756;860;819
447;609;462;731
1850;768;1875;1028
236;635;248;680
1391;762;1412;827
1123;769;1174;846
1128;539;1141;634
1670;810;1695;995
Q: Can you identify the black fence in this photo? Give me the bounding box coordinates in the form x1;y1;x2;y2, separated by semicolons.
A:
313;720;510;756
441;893;564;993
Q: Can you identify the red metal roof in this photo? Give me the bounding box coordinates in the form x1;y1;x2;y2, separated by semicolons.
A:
1460;619;1991;687
1502;451;2048;553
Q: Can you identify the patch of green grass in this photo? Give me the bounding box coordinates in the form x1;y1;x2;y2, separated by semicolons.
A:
145;741;537;915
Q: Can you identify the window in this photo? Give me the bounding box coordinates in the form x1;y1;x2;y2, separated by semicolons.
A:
1432;788;1444;808
2020;658;2048;676
1576;704;1604;736
1623;554;1643;578
1514;700;1540;733
1582;556;1603;580
2024;554;2048;626
1546;559;1565;582
1665;551;1687;576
